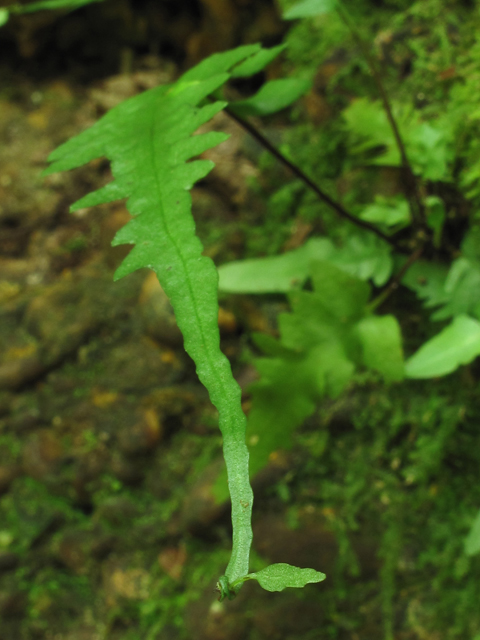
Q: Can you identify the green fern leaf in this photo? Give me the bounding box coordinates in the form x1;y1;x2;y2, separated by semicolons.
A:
230;44;287;78
10;0;103;13
248;563;325;592
229;78;312;117
283;0;338;20
43;44;274;586
243;262;403;474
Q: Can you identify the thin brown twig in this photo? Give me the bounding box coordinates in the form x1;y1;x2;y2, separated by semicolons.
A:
368;246;424;311
224;106;407;253
336;2;426;228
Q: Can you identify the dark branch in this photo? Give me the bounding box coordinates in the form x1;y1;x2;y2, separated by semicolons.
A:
224;106;406;252
336;2;426;228
369;246;424;311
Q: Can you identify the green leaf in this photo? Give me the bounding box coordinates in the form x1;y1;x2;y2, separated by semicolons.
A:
461;156;480;199
0;8;9;25
435;257;480;321
402;247;480;322
244;265;369;476
425;196;446;248
44;45;266;589
229;78;312;117
401;260;449;311
359;197;410;228
343;99;453;181
327;233;393;286
251;332;297;358
407;122;452;181
10;0;103;12
464;509;480;557
309;261;370;322
405;315;480;378
230;44;287;78
343;99;399;165
246;347;335;476
218;238;335;293
249;563;326;592
236;263;403;480
218;233;392;293
445;257;477;293
181;44;261;82
424;229;480;320
283;0;338;20
461;226;480;262
354;315;404;382
311;342;355;397
280;292;345;350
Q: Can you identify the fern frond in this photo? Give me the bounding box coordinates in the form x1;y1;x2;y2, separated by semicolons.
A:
43;44;276;585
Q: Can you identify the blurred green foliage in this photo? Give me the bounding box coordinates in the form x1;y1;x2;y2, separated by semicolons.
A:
215;0;480;636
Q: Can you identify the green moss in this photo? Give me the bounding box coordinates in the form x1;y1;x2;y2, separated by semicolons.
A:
0;434;22;463
291;376;480;637
0;478;86;554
